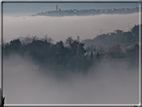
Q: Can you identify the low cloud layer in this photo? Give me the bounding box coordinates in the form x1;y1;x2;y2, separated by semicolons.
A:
3;13;139;43
3;54;139;104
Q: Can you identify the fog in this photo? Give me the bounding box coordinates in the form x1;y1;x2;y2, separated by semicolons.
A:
2;12;140;104
3;13;139;43
3;54;139;104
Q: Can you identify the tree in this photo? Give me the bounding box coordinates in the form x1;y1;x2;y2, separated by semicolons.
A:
21;36;33;45
47;37;53;44
78;43;86;55
65;37;74;48
108;45;123;58
131;25;139;36
56;41;66;57
3;39;21;55
86;45;96;56
96;45;104;54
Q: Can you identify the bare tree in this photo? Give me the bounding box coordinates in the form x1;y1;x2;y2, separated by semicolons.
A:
65;37;74;48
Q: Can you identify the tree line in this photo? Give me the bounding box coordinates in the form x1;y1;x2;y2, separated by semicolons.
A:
3;25;140;74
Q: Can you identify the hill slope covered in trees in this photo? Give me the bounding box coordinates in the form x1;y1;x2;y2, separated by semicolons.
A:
83;24;139;49
3;24;140;75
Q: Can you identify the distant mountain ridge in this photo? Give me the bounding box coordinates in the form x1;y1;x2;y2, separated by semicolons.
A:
32;6;139;17
4;3;139;16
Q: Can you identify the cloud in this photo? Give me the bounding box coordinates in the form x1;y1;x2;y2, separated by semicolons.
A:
3;13;139;43
3;54;139;104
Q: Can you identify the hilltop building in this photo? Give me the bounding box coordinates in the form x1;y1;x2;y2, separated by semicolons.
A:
56;5;61;11
114;30;123;34
77;36;80;42
56;5;58;11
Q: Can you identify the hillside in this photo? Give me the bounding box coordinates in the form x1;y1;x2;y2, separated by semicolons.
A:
3;24;140;75
83;24;139;50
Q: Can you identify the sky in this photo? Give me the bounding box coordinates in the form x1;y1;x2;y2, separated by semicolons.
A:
2;2;140;43
3;13;139;43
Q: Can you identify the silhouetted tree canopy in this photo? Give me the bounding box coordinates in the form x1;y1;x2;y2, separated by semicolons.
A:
3;25;139;74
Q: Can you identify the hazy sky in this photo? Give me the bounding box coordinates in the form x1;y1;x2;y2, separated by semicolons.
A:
3;12;139;43
2;2;140;42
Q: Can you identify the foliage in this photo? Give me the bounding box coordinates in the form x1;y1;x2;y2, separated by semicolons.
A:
83;24;140;50
3;25;140;74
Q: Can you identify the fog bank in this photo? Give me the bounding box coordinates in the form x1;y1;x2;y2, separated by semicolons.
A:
3;54;139;104
3;13;139;43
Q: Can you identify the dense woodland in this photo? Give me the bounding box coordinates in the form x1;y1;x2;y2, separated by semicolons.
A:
83;25;139;49
3;25;140;74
